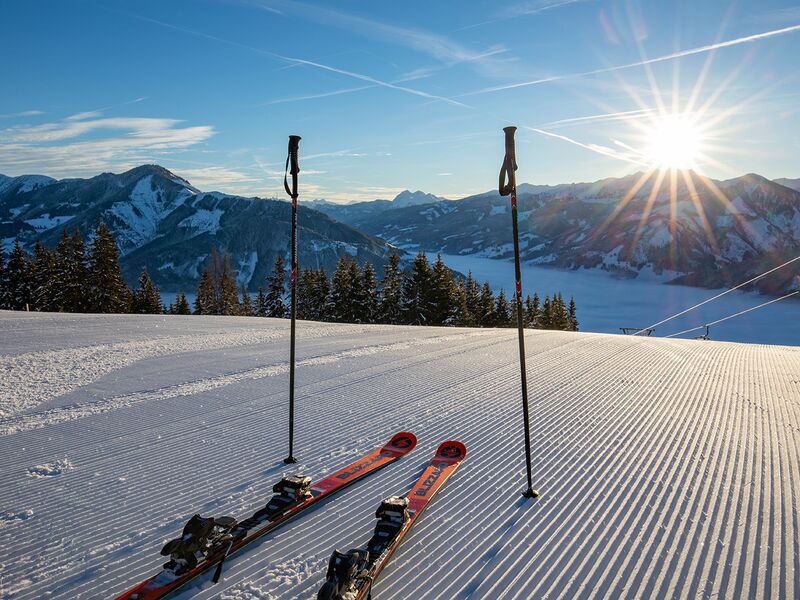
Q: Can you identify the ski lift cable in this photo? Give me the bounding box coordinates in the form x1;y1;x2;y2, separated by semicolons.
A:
633;254;800;335
663;290;799;338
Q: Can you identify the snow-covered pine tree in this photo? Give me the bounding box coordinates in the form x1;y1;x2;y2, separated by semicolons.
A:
401;252;433;325
52;228;89;312
195;270;216;314
6;241;32;311
88;223;130;314
430;254;455;325
132;269;163;314
379;252;402;324
265;255;287;318
568;296;579;331
175;293;191;315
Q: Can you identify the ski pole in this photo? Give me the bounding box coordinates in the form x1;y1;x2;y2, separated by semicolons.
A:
283;134;301;464
499;126;538;499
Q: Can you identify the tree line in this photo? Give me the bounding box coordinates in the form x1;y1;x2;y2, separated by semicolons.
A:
0;224;164;314
0;226;578;331
195;249;578;331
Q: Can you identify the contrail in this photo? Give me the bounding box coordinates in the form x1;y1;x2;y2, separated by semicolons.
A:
524;126;649;165
467;23;800;95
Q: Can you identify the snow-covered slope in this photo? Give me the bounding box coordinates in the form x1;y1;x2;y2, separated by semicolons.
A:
1;312;798;599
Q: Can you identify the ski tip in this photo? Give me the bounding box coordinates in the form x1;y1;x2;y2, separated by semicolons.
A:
385;432;417;455
435;440;467;463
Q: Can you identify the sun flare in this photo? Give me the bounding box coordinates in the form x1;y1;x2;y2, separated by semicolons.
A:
643;115;704;170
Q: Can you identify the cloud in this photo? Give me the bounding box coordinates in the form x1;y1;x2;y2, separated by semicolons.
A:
178;166;260;188
0;110;45;119
0;114;215;177
467;23;800;95
456;0;589;32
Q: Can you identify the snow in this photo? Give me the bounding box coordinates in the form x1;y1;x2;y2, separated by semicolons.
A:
24;213;74;231
0;311;798;600
237;251;258;287
489;205;507;216
178;208;225;235
109;176;180;250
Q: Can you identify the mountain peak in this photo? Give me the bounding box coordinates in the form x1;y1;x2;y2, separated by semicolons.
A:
118;164;199;192
392;189;444;208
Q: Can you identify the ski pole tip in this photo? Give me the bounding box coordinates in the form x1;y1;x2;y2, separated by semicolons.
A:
522;488;539;499
284;456;298;464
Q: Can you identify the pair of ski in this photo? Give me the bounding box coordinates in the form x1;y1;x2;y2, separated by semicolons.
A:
114;432;466;600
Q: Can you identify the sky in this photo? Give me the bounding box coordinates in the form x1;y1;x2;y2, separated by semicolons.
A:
1;0;800;201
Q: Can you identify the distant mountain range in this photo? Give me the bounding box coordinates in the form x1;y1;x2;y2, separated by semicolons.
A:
2;166;798;296
310;172;800;295
0;165;401;291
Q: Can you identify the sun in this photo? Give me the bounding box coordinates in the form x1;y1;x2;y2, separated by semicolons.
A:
643;115;705;170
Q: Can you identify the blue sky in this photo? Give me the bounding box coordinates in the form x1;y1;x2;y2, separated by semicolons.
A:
2;0;799;201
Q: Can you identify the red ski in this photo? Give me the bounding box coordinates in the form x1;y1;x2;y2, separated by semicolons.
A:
317;440;467;600
115;432;417;600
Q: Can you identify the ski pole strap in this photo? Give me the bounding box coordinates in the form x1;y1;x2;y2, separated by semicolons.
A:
284;134;301;198
499;126;518;197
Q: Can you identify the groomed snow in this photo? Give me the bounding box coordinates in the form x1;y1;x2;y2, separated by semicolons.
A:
0;312;798;599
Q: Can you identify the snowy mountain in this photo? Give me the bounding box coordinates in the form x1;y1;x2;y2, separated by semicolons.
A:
323;172;800;295
774;177;800;192
0;166;403;291
308;189;447;223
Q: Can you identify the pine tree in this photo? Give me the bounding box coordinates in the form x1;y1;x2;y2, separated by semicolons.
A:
240;284;253;316
53;228;89;312
330;254;355;322
297;268;316;320
494;289;511;327
6;241;32;310
255;286;268;317
313;267;331;320
195;270;216;314
401;252;433;325
175;292;192;315
540;295;552;330
0;247;7;309
379;253;403;324
452;278;473;327
463;273;480;327
359;262;379;324
568;296;579;331
550;293;568;330
219;251;239;316
29;241;57;312
477;282;495;327
347;258;364;323
265;255;287;318
429;254;455;325
131;269;163;314
526;293;540;328
88;223;129;314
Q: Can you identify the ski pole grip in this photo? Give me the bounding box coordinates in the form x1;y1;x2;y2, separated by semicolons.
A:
284;134;301;198
499;126;518;196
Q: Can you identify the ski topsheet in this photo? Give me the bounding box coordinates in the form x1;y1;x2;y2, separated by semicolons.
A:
317;440;467;600
114;432;417;600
